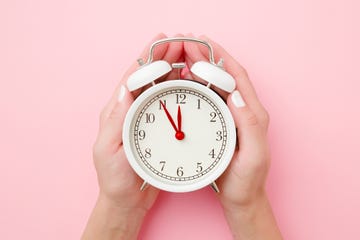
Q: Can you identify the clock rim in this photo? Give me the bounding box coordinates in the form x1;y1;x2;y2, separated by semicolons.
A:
123;80;236;193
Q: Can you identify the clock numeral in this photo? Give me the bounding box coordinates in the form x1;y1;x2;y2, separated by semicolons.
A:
177;166;184;177
159;161;166;171
210;112;217;122
209;148;216;159
138;130;146;140
176;94;186;104
196;162;203;173
197;99;201;109
159;100;166;110
145;113;155;123
216;130;223;141
144;148;151;158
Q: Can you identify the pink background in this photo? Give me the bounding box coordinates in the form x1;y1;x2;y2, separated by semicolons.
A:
1;0;359;239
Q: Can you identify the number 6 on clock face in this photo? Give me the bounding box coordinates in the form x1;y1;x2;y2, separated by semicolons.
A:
123;80;236;192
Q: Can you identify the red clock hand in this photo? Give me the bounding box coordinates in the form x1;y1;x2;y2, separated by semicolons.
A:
177;105;182;132
160;100;178;132
176;105;185;140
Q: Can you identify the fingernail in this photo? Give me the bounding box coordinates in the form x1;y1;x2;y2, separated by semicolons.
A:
231;90;246;108
118;85;126;102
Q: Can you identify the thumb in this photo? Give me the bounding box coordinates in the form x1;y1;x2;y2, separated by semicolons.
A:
97;85;133;152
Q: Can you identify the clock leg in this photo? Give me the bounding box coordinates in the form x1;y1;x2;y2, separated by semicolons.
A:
140;181;148;191
210;181;220;193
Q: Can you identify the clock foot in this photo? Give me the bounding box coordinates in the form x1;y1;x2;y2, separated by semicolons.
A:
140;181;148;191
210;181;220;193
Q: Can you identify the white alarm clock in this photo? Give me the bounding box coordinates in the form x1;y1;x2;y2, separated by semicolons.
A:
123;37;236;193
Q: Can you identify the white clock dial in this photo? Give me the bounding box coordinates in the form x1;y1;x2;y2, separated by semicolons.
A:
123;80;236;192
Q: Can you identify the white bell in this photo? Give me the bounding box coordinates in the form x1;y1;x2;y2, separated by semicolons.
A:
191;61;236;93
127;60;172;91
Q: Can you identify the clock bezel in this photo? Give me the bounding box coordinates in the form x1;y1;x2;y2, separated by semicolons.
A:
123;80;236;192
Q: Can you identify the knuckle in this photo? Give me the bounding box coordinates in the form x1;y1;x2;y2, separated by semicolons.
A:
244;110;259;126
241;67;249;77
234;66;249;80
261;109;270;126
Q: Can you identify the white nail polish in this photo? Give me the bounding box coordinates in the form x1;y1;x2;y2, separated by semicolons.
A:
231;90;246;108
118;85;126;102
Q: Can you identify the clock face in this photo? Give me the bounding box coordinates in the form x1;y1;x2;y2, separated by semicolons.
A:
123;80;236;192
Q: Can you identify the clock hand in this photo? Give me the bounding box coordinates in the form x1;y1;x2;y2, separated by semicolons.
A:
177;105;182;132
160;100;178;133
176;105;185;140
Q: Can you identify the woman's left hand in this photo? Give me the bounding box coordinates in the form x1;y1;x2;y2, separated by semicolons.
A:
82;33;184;240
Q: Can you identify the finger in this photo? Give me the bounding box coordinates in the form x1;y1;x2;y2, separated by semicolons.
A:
183;33;196;72
162;33;184;63
184;33;208;64
183;34;230;99
227;91;269;167
169;52;186;80
182;34;194;80
132;33;186;92
160;33;185;80
99;33;168;130
183;33;212;86
123;33;169;84
197;36;265;113
123;33;171;98
96;85;133;153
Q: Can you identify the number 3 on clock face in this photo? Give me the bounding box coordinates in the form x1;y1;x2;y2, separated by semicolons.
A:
123;80;236;192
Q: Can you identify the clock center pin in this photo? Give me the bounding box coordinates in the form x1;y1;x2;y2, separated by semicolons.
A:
175;131;185;140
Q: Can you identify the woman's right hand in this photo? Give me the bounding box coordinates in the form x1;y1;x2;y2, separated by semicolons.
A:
184;35;283;240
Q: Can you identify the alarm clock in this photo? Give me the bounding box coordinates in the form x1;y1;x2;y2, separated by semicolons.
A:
123;37;236;193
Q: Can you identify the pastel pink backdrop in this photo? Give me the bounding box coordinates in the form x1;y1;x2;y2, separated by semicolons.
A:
1;0;359;239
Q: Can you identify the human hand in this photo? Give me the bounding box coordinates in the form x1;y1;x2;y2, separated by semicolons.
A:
82;33;184;240
83;33;282;240
184;35;282;239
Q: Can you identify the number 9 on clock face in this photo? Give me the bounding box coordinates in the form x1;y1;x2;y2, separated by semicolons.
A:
123;80;236;192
